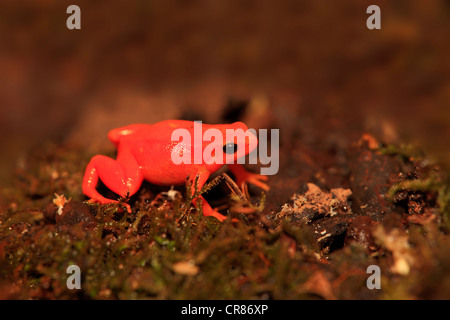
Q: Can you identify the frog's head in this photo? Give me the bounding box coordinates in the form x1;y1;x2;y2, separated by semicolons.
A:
201;122;258;166
223;122;258;164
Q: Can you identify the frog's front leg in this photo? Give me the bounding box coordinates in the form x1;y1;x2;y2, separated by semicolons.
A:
82;151;144;212
228;164;270;192
189;169;227;222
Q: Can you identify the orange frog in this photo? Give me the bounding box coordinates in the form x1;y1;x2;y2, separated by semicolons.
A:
82;120;269;221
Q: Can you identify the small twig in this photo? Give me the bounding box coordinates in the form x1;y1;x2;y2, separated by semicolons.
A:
177;176;198;223
221;173;274;232
222;173;246;200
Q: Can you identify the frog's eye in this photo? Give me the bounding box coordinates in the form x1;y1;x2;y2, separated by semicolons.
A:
223;142;238;154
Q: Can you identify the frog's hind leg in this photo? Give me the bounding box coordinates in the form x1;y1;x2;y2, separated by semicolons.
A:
82;153;143;212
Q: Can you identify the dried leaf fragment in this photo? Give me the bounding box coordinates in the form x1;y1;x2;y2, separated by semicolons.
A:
53;193;71;216
172;260;200;276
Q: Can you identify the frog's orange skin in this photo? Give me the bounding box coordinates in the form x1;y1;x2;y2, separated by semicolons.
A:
82;120;269;221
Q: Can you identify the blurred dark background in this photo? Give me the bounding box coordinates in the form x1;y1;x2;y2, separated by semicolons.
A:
1;0;449;183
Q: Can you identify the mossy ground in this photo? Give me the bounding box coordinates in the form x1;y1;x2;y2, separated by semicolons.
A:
1;139;450;300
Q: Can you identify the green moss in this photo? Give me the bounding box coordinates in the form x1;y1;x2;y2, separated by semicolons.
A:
379;143;425;162
383;141;450;228
1;142;450;299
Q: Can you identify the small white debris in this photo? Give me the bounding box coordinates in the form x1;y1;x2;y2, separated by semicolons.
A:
317;233;331;242
53;193;71;216
172;260;199;276
162;185;181;201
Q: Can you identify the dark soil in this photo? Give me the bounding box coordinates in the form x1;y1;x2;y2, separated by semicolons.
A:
1;103;450;299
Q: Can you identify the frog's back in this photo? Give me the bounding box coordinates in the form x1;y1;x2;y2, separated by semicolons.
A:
150;120;196;132
108;124;153;146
